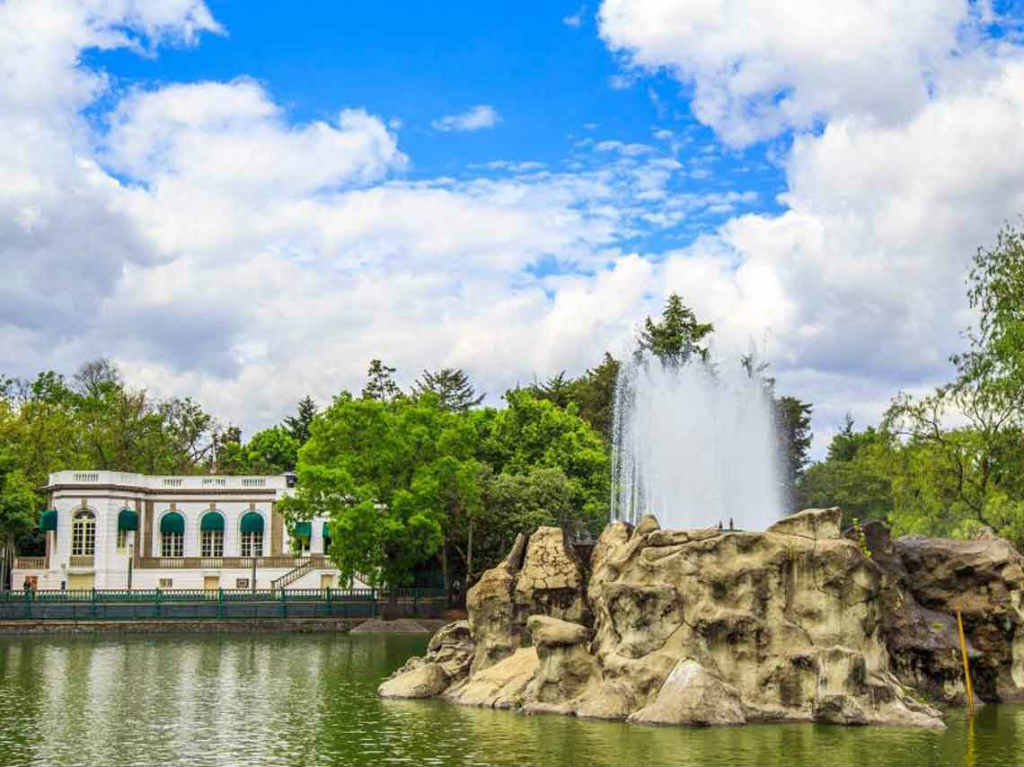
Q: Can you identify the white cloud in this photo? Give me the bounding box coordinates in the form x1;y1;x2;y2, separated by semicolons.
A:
598;0;1001;146
431;105;502;132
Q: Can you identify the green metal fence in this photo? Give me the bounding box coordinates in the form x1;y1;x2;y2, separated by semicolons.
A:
0;587;446;621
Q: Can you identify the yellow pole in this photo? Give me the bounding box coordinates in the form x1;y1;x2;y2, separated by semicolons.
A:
956;609;976;716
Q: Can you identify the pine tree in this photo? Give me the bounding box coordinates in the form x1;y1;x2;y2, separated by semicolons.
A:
637;294;714;364
283;396;317;444
412;368;484;411
361;359;401;402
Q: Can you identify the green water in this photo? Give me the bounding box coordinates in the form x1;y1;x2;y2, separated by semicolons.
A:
0;633;1020;767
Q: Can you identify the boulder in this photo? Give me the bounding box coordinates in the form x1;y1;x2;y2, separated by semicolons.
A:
767;507;842;539
448;647;538;708
526;615;591;647
378;663;449;699
892;534;1024;702
628;659;745;726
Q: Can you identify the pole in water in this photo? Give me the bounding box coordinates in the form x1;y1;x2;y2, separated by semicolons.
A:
956;609;976;716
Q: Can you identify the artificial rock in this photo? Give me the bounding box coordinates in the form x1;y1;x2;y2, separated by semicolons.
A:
379;512;1024;729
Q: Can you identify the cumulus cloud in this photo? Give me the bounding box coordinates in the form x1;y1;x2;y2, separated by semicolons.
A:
431;105;502;132
598;0;999;146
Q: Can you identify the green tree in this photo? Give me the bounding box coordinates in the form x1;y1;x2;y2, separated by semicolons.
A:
571;353;620;442
0;462;37;589
361;359;402;402
244;426;300;473
637;293;714;364
412;368;485;411
283;396;318;444
776;395;813;508
530;371;575;409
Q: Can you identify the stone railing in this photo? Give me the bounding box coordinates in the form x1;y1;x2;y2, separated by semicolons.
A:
14;557;46;570
69;555;95;568
137;555;327;570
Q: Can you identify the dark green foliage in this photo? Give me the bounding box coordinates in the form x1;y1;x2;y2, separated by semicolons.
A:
776;395;813;506
412;368;485;411
361;359;402;402
637;293;714;364
284;396;317;444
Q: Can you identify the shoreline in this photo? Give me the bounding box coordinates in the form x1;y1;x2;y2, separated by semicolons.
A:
0;616;449;636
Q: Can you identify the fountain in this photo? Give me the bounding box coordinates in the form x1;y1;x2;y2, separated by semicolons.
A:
611;353;783;530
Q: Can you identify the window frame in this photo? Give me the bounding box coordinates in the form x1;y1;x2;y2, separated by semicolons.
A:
71;510;96;556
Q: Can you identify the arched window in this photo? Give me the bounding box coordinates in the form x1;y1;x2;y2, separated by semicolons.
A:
71;509;95;556
160;512;185;557
200;512;224;557
240;512;264;557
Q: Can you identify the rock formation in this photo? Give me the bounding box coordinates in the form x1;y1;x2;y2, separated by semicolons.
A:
852;521;1024;704
379;513;1024;728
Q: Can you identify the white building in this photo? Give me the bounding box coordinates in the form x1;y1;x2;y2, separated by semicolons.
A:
12;471;343;591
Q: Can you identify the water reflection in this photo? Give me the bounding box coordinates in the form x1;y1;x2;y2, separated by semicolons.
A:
0;633;1022;767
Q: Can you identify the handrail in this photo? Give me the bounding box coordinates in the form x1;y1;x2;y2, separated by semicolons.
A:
13;557;46;569
0;587;444;603
137;555;327;569
271;558;314;590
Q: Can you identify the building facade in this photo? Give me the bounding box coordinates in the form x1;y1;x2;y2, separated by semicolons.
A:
12;471;344;591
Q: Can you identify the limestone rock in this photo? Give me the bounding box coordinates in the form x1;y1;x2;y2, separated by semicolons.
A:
425;620;475;680
634;514;660;536
767;507;842;539
628;660;745;726
378;663;449;699
467;533;527;673
526;615;591;647
891;534;1024;702
514;526;588;626
449;647;538;708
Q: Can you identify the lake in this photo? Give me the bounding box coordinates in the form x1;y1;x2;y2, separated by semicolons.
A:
0;632;1020;766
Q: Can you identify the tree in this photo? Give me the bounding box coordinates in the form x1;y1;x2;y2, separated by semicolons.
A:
283;396;318;444
361;359;402;402
776;395;813;508
796;423;895;526
283;394;454;588
637;293;714;364
530;371;575;409
571;353;620;442
244;426;299;473
412;368;485;412
0;461;37;589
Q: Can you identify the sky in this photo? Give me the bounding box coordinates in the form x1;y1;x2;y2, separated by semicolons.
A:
2;0;1024;457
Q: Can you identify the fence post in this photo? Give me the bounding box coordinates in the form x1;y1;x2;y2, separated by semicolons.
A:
91;588;97;619
155;588;162;619
326;586;331;617
218;588;224;619
281;587;287;619
25;587;32;620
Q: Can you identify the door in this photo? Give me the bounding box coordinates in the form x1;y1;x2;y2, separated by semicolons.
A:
67;573;94;591
320;574;334;588
203;575;220;591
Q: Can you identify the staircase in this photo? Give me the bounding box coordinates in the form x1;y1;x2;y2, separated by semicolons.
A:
271;558;314;590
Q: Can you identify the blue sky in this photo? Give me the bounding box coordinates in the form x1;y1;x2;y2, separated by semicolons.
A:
82;1;785;259
3;0;1024;456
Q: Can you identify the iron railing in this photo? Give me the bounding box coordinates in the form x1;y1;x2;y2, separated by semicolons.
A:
0;587;445;621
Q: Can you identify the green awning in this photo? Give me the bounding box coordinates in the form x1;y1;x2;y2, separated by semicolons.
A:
200;512;224;532
160;512;184;535
322;522;331;539
240;511;264;535
39;510;57;532
293;521;311;540
118;508;138;531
